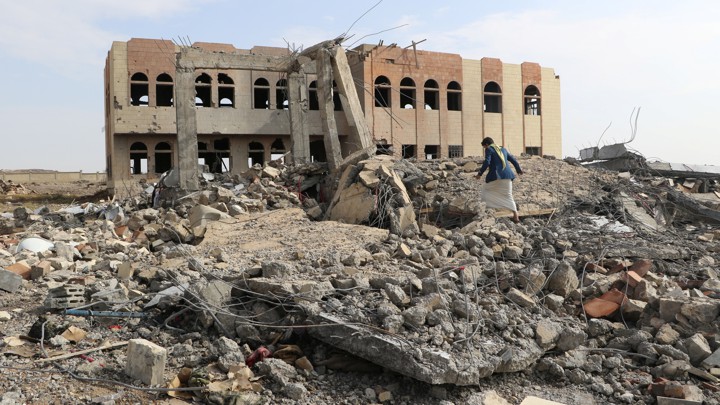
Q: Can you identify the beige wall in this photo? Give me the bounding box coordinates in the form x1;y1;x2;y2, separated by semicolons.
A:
1;172;106;182
541;67;562;157
462;60;484;157
502;64;523;155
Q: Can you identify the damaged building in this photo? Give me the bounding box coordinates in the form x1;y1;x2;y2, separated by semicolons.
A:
104;38;561;196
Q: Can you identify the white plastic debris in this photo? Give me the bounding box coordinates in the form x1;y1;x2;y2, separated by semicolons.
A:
17;237;55;253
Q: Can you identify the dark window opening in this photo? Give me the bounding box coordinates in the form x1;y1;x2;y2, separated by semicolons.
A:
308;81;319;110
483;81;502;113
374;76;391;108
156;73;173;107
271;138;286;161
248;141;265;167
402;144;416;159
400;77;416;109
309;140;327;163
424;79;439;110
447;81;462;111
525;146;541;156
130;142;148;174
448;145;463;158
214;138;230;150
199;151;230;173
332;81;343;111
254;78;270;109
276;79;288;110
376;143;393;155
524;85;541;116
154;142;172;173
195;73;212;107
424;145;439;160
130;72;148;107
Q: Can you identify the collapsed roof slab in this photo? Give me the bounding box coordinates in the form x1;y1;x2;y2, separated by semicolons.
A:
309;312;544;385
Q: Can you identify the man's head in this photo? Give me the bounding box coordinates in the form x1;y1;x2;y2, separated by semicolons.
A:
481;137;494;148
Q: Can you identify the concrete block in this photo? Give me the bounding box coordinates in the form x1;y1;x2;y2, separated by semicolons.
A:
702;348;720;369
30;260;53;280
656;397;702;405
125;338;167;385
0;269;23;292
520;396;566;405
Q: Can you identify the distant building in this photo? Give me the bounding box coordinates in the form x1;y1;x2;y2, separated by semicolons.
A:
104;38;561;195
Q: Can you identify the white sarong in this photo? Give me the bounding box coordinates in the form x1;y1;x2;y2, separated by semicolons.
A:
481;179;517;211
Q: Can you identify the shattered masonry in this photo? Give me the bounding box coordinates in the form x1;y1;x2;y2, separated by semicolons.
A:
1;152;720;403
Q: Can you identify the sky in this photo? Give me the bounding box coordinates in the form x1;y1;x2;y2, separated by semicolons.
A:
1;0;719;171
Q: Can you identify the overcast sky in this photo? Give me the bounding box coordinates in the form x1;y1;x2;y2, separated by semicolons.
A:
1;0;719;171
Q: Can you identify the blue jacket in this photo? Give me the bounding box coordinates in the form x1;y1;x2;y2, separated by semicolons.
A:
477;145;522;182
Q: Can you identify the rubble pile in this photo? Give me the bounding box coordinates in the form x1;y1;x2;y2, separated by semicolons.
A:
0;179;30;195
1;154;719;404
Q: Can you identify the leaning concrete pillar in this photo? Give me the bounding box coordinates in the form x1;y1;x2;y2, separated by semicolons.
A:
316;48;342;171
329;46;374;153
175;54;199;192
288;71;310;164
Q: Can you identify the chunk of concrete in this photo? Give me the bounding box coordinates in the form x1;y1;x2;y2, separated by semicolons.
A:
520;396;567;405
125;339;167;385
702;348;720;369
0;269;23;292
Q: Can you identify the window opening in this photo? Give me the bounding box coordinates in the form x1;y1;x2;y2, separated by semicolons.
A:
156;73;173;107
130;72;149;106
424;145;439;159
195;73;212;107
276;79;288;110
308;81;319;110
309;140;327;164
374;76;391;108
424;79;439;110
254;78;270;109
402;144;416;159
218;73;234;108
376;143;393;155
524;85;541;115
248;141;265;167
271;138;286;162
447;81;462;111
332;81;343;111
129;142;148;174
400;77;416;109
483;81;502;113
198;139;230;173
525;146;541;156
448;145;463;158
154;142;172;173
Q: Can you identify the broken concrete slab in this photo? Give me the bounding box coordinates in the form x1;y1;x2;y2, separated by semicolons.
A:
125;338;167;385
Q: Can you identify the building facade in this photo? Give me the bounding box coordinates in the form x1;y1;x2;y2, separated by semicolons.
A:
104;38;561;194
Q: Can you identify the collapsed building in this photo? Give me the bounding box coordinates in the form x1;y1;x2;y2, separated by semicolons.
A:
104;37;561;196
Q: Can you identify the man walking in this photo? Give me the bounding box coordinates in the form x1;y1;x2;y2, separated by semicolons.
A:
475;137;523;222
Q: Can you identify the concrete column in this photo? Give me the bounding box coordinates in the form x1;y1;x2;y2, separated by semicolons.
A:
288;71;310;164
316;48;342;171
329;46;374;153
175;52;199;191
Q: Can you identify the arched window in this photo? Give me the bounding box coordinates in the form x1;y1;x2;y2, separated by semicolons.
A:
332;80;343;111
156;73;173;107
374;76;391;108
218;73;234;108
254;78;270;109
130;142;148;174
308;81;319;110
130;73;148;106
447;81;462;111
248;141;265;167
195;73;212;107
424;79;439;110
154;142;172;173
524;85;541;116
400;77;416;109
483;82;502;113
271;138;286;162
276;79;288;110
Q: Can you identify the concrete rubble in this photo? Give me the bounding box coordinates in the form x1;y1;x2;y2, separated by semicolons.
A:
0;154;719;404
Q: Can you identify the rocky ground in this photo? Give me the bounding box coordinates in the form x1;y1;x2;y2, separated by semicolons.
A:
0;155;719;405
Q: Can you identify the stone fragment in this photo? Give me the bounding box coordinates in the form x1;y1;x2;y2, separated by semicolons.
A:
556;328;587;352
506;288;535;308
535;320;562;350
6;261;32;280
702;348;720;369
0;269;23;292
520;396;567;405
30;260;53;280
545;261;579;297
683;333;712;366
655;323;680;345
125;339;167;385
384;284;409;306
